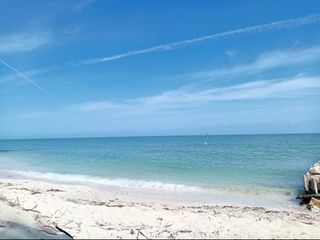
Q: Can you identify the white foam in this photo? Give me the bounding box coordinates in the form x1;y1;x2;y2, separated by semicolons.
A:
4;169;202;193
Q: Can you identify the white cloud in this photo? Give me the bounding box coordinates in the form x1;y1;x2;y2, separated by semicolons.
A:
182;46;320;81
2;14;320;85
75;13;320;65
65;101;123;112
72;0;96;11
225;50;236;60
0;32;51;54
135;76;320;105
65;76;320;112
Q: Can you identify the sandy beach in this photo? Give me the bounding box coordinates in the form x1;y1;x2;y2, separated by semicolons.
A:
0;178;319;239
1;0;320;238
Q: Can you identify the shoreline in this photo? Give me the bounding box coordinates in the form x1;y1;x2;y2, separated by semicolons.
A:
1;169;299;211
0;177;319;238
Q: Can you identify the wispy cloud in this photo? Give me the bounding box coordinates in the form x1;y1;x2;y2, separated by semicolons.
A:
133;76;320;105
181;46;320;82
0;32;51;54
2;14;320;86
65;76;320;113
225;50;236;60
75;13;320;65
0;65;59;84
72;0;96;11
65;101;123;112
0;58;44;91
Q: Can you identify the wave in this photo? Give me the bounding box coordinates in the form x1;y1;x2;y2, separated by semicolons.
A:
0;169;297;197
2;169;203;193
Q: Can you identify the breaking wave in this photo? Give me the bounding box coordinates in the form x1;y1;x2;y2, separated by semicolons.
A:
3;169;203;192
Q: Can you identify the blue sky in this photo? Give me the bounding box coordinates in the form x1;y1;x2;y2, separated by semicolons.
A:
1;0;320;139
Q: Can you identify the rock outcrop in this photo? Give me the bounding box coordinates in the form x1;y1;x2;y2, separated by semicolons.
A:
304;161;320;194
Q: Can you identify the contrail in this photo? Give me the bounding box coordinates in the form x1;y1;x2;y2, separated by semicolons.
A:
2;13;320;85
0;58;44;91
76;13;320;65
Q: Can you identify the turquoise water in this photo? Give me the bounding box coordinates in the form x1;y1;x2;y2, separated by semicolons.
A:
0;134;319;197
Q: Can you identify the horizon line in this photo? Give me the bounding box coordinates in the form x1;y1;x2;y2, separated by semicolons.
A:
1;132;319;141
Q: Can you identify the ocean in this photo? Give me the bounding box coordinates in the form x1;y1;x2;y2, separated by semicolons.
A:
0;134;319;208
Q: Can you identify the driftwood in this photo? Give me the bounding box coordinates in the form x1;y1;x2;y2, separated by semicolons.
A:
22;204;41;214
137;230;150;239
297;193;320;199
47;188;65;193
55;225;74;239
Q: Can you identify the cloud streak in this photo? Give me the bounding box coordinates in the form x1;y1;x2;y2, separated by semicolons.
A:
2;14;320;86
177;46;320;85
0;58;44;91
66;76;320;113
76;13;320;65
72;0;96;11
133;76;320;105
0;32;51;54
65;101;123;112
0;65;59;85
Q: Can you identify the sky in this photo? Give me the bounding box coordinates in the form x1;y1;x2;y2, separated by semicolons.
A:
0;0;320;139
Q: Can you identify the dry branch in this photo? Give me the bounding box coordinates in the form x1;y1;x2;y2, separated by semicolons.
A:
55;225;73;239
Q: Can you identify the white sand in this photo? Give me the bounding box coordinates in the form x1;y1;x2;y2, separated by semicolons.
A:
0;178;319;239
0;198;70;239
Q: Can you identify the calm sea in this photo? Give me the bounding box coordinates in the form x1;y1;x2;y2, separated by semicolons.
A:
1;134;319;207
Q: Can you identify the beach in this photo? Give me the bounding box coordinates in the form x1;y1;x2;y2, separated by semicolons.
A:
2;0;320;238
0;178;319;239
1;135;320;238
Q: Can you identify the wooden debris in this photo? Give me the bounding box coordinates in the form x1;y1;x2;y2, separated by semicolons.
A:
47;188;65;193
137;230;150;239
55;225;74;239
22;204;41;214
178;230;192;233
297;193;320;199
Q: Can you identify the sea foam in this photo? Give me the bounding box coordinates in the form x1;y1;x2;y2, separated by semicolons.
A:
4;169;203;193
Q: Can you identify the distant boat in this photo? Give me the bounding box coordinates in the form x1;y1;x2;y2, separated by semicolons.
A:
203;132;209;145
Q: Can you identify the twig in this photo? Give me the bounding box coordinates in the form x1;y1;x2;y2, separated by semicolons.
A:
22;204;41;214
31;191;42;195
177;230;192;233
47;188;65;193
105;204;125;208
95;221;116;231
137;230;150;239
55;225;73;239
